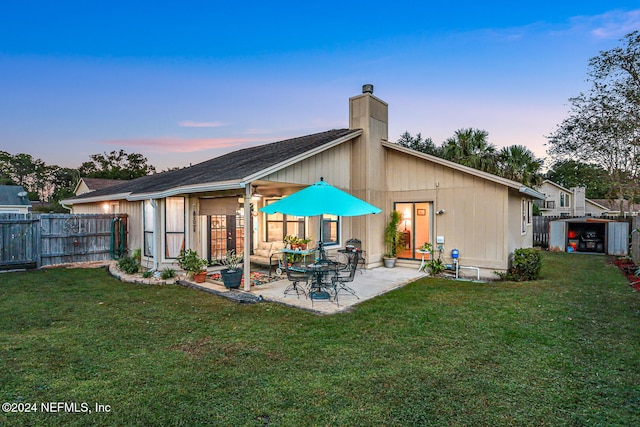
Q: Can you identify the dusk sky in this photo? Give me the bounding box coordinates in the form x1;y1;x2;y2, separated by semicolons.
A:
2;2;639;171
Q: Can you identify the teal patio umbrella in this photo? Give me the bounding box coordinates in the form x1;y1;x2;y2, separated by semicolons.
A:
260;178;382;217
260;178;381;300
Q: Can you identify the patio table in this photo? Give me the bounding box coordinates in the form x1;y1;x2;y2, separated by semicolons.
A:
305;261;338;300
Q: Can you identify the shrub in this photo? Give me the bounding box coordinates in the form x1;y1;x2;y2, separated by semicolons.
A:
500;248;542;281
161;268;175;280
142;270;153;278
426;258;446;276
118;256;140;275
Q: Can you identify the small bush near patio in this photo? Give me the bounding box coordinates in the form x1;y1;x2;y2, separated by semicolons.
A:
116;256;139;274
498;247;543;281
1;252;639;426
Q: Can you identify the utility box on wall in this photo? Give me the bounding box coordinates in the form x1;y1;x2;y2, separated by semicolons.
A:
549;218;629;256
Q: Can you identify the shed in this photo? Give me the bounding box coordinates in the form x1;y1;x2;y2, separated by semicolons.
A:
549;218;629;256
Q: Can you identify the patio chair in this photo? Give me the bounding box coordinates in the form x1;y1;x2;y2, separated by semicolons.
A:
331;252;360;305
346;238;366;274
283;256;309;299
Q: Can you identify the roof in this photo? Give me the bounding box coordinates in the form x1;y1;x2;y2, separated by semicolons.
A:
590;199;640;213
63;129;362;203
0;185;31;206
382;141;545;199
75;178;124;193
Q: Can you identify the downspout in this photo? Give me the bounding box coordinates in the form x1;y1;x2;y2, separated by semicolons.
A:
243;184;252;292
150;198;158;271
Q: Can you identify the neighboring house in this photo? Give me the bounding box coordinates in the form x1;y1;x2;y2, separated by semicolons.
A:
0;185;32;213
534;180;608;217
74;178;124;195
62;86;544;283
73;178;125;213
589;199;640;217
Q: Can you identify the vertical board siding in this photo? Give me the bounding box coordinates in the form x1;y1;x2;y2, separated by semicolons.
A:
0;213;127;269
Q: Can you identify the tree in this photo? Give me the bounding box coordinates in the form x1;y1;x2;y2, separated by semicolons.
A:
396;131;439;155
545;160;610;199
547;31;640;210
496;145;543;188
440;128;497;173
79;149;155;180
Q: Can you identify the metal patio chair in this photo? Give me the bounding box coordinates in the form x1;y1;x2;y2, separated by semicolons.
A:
283;256;308;299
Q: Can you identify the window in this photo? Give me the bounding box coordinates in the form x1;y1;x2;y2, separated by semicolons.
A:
321;214;340;246
165;197;185;259
143;200;154;257
264;199;305;241
521;199;527;234
560;192;570;208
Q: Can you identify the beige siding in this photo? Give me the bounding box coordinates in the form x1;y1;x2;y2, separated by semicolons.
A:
385;150;510;270
263;143;351;188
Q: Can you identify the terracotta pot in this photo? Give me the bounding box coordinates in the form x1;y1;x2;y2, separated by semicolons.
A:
194;271;208;283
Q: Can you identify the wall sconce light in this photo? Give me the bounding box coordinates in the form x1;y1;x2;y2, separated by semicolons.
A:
436;209;446;215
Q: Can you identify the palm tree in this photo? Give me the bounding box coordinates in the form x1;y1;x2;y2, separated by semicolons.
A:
440;128;497;173
497;145;543;187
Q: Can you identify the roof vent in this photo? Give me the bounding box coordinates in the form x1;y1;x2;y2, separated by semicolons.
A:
362;84;374;94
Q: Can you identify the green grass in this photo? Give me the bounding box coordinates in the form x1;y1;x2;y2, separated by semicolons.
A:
1;252;639;426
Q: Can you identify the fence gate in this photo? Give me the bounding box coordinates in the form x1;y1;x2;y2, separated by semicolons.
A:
0;213;127;270
0;215;40;270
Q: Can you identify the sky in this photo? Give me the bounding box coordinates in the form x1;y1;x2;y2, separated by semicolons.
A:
1;1;640;171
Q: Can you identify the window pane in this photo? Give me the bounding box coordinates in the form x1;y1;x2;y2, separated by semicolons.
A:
166;197;184;232
165;234;185;258
144;231;154;257
321;214;339;245
144;200;154;232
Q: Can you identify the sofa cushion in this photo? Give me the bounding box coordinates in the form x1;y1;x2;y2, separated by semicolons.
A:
257;241;272;251
254;249;270;258
269;241;285;255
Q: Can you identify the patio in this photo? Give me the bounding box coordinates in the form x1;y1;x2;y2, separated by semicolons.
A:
184;267;426;314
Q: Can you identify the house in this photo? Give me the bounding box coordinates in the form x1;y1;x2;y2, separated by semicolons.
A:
0;185;32;213
589;199;640;217
534;180;609;217
74;178;124;196
62;86;544;285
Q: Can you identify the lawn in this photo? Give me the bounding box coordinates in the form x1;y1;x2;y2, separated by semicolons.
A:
1;252;639;426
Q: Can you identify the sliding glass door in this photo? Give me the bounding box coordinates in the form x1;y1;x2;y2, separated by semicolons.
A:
394;202;432;259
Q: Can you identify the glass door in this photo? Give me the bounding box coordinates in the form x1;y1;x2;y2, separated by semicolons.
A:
394;202;432;259
208;214;247;262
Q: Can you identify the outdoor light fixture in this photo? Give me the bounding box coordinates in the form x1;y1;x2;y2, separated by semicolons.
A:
436;209;445;215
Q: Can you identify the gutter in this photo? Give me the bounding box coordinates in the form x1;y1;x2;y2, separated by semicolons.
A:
519;186;545;200
126;180;244;201
150;199;158;271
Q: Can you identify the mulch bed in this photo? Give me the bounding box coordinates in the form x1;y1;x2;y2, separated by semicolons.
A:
611;257;640;291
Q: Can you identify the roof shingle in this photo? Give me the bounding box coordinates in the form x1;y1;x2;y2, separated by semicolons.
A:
66;129;359;201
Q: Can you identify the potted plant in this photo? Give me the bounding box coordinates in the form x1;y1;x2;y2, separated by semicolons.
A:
218;249;244;289
419;242;432;253
383;210;405;268
284;235;297;249
177;249;208;283
299;237;311;250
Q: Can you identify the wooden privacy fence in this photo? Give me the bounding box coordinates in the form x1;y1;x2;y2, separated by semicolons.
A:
0;213;127;270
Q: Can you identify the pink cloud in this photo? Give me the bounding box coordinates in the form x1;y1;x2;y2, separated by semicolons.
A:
179;121;227;128
99;137;273;153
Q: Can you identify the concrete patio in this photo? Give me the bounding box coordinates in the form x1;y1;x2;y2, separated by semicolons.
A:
183;266;427;315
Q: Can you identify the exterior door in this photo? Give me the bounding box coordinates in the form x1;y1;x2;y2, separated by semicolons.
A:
208;214;247;262
394;202;432;259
